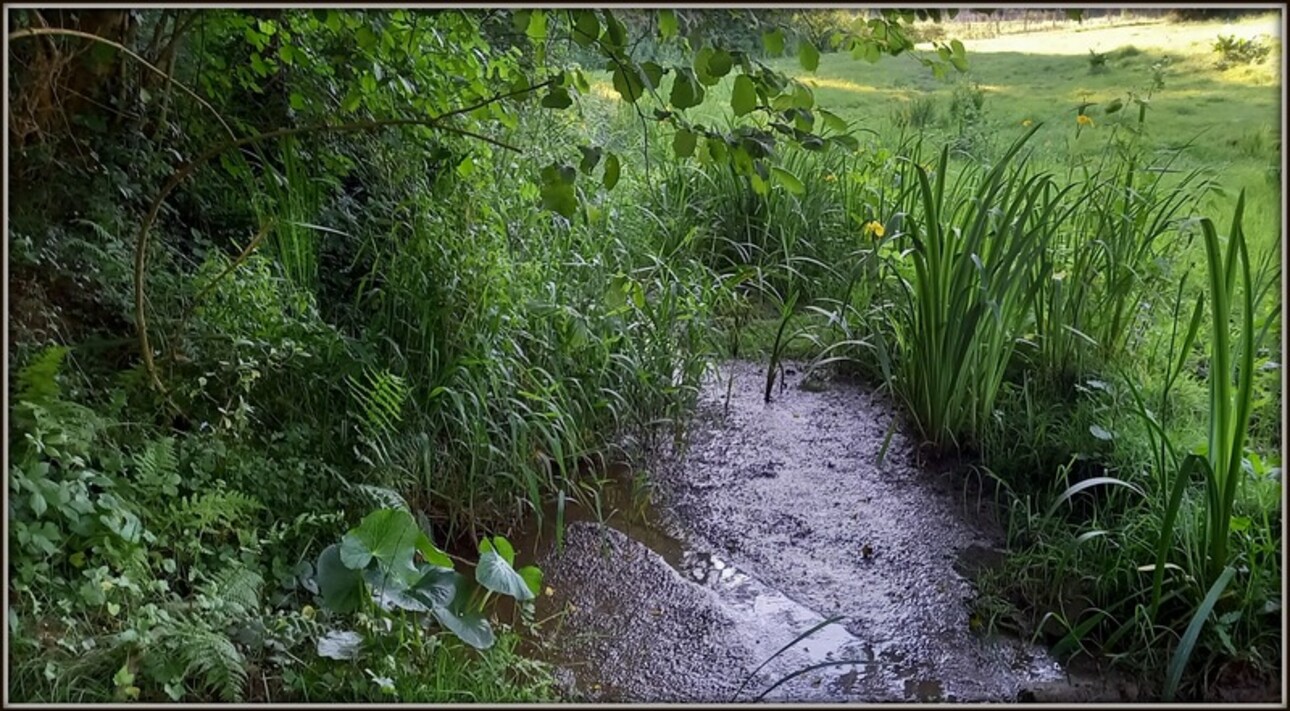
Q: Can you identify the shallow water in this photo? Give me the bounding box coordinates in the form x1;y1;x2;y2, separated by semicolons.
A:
516;361;1091;702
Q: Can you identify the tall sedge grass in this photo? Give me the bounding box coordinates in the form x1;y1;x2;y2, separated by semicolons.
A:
872;125;1062;450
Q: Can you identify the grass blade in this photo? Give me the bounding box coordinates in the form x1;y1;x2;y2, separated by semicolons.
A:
1163;565;1236;700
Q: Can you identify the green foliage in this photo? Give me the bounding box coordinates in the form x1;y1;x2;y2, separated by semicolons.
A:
1212;34;1271;68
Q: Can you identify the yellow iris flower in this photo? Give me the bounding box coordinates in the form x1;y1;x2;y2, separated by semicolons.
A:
1076;114;1094;127
864;220;886;239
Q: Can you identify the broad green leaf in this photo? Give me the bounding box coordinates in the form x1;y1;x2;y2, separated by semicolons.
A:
673;129;697;158
798;40;820;72
541;86;572;109
670;68;704;109
818;108;848;133
603;152;621;190
476;549;536;600
612;65;645;103
762;29;785;56
731;74;757;116
572;10;599;47
771;166;805;195
578;145;603;173
316;630;362;660
525;9;548;41
315;544;365;613
356;26;376;52
432;604;494;650
641;61;665;89
479;536;516;566
339;509;421;573
1105;98;1124;114
518;565;543;597
658;9;678;39
539;163;578;218
1090;424;1115;441
414;531;453;569
408;566;462;610
603;11;627;49
707;49;733;78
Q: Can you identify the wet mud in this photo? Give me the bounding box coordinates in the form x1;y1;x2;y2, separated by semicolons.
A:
520;360;1119;702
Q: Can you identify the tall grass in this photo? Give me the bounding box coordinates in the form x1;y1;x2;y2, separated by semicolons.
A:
872;125;1065;450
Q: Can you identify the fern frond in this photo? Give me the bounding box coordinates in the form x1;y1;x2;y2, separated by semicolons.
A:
173;623;247;702
353;484;410;512
346;367;409;437
15;346;69;404
176;489;263;535
202;565;263;617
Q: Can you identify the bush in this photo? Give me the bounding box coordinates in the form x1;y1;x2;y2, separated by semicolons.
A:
1213;34;1271;68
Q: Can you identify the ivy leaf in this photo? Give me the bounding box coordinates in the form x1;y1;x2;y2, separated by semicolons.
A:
673;129;697;158
731;74;757;116
603;152;621;190
658;10;678;40
539;163;578;218
798;40;820;72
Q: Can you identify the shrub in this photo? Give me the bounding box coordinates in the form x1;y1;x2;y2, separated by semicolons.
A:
1213;34;1271;69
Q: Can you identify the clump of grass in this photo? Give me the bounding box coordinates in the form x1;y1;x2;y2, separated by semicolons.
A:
871;124;1058;451
891;95;938;130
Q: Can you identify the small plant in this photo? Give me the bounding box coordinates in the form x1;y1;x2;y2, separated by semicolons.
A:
891;95;938;129
314;506;542;653
1087;49;1109;74
1212;34;1271;69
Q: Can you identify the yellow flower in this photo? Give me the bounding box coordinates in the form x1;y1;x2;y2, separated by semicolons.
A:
863;220;886;239
544;586;555;597
302;605;316;620
1021;119;1033;127
1076;114;1094;127
824;173;837;183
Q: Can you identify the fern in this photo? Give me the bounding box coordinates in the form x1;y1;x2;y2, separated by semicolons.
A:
133;438;180;497
15;345;69;404
170;622;248;702
353;483;411;512
345;367;409;438
201;565;263;617
174;489;263;535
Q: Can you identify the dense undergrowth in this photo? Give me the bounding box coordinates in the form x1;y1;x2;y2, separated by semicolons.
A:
6;8;1282;703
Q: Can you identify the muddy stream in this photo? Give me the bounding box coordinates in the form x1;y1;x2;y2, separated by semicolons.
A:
508;361;1136;703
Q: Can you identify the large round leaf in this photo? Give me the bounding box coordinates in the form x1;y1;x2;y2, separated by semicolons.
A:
476;548;536;601
432;605;495;650
316;544;365;613
339;509;421;573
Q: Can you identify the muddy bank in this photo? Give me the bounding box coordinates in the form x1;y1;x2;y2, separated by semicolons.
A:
522;360;1112;702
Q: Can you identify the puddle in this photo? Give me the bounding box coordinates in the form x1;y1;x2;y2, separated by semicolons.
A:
514;360;1078;702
